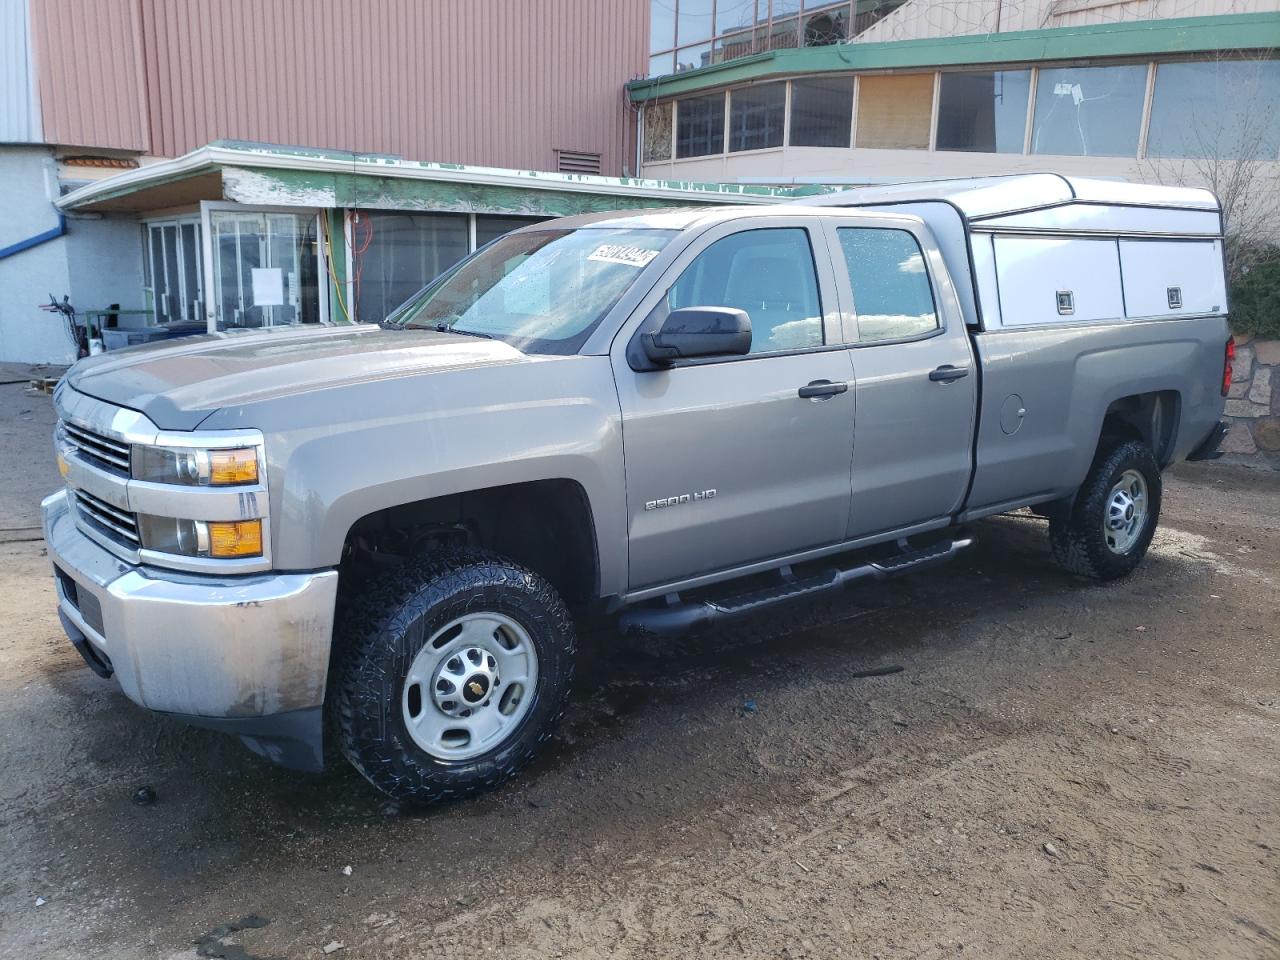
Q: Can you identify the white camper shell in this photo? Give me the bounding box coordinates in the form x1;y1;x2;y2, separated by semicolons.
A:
802;174;1226;332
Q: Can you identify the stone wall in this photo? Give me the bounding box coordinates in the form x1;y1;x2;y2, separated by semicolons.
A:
1223;336;1280;463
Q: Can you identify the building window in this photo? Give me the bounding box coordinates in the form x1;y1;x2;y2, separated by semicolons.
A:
935;70;1030;153
677;93;726;157
669;227;824;354
729;82;785;152
475;215;547;248
145;220;203;324
651;1;676;55
675;42;713;73
648;52;674;78
1031;64;1147;157
1146;58;1280;160
803;3;849;45
651;1;889;77
856;74;934;150
677;0;715;45
715;0;756;36
644;101;674;162
354;212;468;324
837;228;938;343
790;76;853;147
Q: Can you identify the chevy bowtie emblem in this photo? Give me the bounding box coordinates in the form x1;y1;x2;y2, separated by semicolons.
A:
468;680;485;698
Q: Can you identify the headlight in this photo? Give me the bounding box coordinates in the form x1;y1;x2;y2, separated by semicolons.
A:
132;445;259;486
137;516;264;558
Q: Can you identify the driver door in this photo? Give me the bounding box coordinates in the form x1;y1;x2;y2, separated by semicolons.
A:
610;219;856;590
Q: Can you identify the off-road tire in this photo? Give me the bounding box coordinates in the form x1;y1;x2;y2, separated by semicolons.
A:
1049;439;1162;581
334;549;575;804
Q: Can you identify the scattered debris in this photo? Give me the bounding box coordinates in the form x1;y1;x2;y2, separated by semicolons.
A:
849;665;904;679
193;915;270;959
793;859;812;874
1054;633;1072;640
34;897;45;907
741;699;758;714
1042;842;1060;858
1193;862;1223;875
1135;625;1147;632
340;865;352;877
322;941;346;954
132;785;156;806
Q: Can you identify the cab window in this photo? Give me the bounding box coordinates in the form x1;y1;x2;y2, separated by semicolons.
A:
668;228;824;354
837;228;939;343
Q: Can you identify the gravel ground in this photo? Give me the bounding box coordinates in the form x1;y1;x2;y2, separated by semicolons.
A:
0;381;1276;959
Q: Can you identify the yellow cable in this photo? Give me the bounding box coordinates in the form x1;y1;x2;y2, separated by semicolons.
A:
319;212;352;323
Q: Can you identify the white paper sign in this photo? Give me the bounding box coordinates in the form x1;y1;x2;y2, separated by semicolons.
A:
251;267;284;306
587;244;659;268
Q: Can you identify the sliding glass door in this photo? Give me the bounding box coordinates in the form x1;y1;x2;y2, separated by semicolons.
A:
145;219;203;324
208;209;322;329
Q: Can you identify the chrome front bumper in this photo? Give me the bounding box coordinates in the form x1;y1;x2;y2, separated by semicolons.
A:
43;489;338;767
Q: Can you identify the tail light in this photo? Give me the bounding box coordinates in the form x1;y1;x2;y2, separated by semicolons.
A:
1222;338;1235;396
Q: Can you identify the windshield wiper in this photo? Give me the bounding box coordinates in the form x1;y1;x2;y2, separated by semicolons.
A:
433;322;492;340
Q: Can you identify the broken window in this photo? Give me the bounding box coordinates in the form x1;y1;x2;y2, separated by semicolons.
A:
1031;64;1146;157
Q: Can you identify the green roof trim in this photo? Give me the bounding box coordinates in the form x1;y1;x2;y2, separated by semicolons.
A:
57;142;832;213
628;13;1280;101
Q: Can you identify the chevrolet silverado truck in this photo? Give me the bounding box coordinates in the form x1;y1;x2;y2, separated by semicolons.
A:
43;175;1232;803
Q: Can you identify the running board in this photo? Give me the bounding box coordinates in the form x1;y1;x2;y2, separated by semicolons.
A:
618;536;974;637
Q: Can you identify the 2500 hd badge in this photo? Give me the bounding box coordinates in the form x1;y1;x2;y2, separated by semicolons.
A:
645;489;717;511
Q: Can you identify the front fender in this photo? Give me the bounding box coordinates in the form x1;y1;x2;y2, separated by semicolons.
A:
199;355;629;597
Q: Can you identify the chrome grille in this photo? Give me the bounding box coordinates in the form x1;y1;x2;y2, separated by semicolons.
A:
73;489;141;549
63;420;131;475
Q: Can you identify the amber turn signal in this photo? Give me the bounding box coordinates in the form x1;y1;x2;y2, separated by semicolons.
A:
208;520;263;558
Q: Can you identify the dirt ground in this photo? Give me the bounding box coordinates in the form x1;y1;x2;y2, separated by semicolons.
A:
0;379;1276;960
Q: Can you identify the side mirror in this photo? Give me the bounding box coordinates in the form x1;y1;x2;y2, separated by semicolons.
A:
640;307;752;366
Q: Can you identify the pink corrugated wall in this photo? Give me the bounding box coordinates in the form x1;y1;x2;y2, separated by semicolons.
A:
31;0;150;151
31;0;647;175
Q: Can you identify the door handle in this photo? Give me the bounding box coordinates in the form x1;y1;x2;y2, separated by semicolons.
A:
798;379;849;400
929;364;969;383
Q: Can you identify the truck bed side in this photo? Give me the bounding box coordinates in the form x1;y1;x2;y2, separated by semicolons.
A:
963;315;1228;519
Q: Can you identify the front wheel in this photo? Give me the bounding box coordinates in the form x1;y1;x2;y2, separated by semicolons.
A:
1049;439;1162;581
335;549;575;804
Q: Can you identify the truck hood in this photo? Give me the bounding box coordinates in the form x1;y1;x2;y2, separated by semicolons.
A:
67;324;532;430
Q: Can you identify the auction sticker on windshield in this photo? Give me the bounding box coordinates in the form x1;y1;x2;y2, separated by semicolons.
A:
587;244;660;268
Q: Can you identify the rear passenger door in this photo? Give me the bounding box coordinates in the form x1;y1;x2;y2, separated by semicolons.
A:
826;220;977;538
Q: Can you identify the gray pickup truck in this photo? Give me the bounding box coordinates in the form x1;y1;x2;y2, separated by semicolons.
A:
43;175;1231;803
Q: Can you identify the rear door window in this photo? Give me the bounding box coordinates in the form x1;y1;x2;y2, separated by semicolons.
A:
668;227;824;354
837;228;939;343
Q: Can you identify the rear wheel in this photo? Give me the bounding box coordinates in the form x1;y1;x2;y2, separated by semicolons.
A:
1049;439;1162;581
335;549;575;804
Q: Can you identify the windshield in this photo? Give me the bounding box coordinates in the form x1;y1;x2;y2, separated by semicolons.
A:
388;227;675;354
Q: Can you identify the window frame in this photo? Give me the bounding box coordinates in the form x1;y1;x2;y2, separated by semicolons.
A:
821;217;947;348
618;218;845;369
